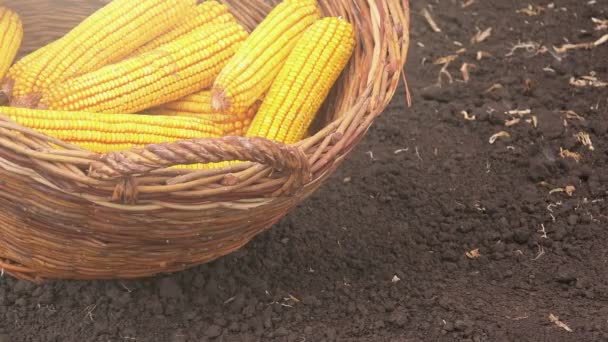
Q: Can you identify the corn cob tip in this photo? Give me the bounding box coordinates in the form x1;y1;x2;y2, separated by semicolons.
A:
10;93;42;109
211;87;229;111
1;78;13;101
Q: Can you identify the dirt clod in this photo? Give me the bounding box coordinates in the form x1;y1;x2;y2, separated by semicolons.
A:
205;325;223;338
158;278;183;299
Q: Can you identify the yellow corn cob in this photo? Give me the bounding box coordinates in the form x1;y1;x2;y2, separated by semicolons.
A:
134;1;236;56
246;17;355;144
0;106;223;154
8;0;197;101
38;20;248;114
146;90;259;136
4;42;52;97
5;43;45;77
0;7;22;82
211;0;320;114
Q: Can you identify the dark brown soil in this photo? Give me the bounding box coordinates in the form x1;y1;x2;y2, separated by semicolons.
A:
2;0;608;341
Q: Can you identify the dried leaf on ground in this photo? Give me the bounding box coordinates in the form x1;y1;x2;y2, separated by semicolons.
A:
434;55;458;65
462;0;475;8
505;118;521;127
461;111;477;121
592;17;608;31
422;8;441;32
460;63;476;82
549;313;573;332
506;41;548;57
471;27;492;44
554;34;608;53
466;249;481;259
576;132;595;151
484;83;503;93
565;185;576;196
489;131;511;144
477;51;493;60
570;76;608;88
506;109;531;117
517;5;545;16
551;186;576;197
560;148;582;162
562;110;586;121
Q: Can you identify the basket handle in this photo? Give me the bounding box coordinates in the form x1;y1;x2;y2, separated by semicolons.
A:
88;136;311;194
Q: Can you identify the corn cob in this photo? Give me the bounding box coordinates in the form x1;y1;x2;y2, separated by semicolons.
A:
7;0;197;102
134;1;236;56
3;42;52;102
0;7;22;82
5;43;48;83
146;90;259;136
0;106;223;154
38;20;248;114
211;0;320;114
246;17;355;144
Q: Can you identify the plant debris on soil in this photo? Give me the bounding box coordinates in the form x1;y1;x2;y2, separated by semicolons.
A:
1;0;607;341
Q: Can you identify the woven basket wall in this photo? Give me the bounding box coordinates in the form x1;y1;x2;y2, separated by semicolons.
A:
0;0;410;282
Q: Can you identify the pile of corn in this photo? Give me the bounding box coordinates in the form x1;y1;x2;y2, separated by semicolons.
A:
0;0;355;169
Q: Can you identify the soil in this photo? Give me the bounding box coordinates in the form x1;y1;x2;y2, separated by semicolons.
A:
2;0;608;341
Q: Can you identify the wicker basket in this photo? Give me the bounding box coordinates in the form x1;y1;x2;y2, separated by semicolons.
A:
0;0;410;282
